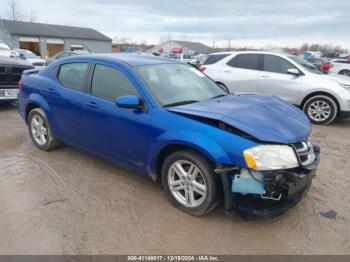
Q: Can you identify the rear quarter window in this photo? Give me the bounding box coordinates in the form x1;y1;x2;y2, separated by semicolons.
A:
203;54;230;65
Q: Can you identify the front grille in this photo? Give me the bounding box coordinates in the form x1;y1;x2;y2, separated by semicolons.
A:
292;140;316;166
0;66;29;88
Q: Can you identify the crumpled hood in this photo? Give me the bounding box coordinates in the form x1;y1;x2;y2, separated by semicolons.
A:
167;95;311;144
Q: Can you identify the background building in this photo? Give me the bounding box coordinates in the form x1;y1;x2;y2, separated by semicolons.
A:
0;19;112;58
150;40;211;55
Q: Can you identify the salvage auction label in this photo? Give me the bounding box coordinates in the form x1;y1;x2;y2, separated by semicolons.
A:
128;256;219;261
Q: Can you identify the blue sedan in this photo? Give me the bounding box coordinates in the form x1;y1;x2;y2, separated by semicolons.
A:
18;54;319;218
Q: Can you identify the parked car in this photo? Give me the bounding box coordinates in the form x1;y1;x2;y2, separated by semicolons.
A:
304;57;327;70
46;50;90;65
202;51;350;125
0;56;33;103
0;41;20;58
15;49;46;69
189;54;209;69
328;59;350;77
18;54;319;218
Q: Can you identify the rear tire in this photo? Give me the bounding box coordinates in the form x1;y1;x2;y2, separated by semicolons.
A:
161;150;219;216
303;95;338;125
28;108;61;151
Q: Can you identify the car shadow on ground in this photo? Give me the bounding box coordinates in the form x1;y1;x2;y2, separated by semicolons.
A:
0;102;17;111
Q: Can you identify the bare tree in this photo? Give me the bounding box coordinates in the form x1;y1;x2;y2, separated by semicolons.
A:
7;0;24;21
29;10;37;22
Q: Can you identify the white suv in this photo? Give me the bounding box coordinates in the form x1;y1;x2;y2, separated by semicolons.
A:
202;51;350;125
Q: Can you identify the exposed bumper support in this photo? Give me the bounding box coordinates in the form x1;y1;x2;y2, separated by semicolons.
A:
219;148;320;219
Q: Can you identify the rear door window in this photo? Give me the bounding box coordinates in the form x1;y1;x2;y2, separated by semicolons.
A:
203;54;230;65
57;63;88;91
91;64;138;101
227;54;259;70
263;55;296;74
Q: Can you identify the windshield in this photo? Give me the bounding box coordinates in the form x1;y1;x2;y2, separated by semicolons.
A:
20;50;37;58
288;55;324;74
0;42;10;49
136;64;227;107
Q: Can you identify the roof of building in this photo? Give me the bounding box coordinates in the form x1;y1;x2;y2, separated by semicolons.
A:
173;40;211;54
0;19;112;41
66;53;178;67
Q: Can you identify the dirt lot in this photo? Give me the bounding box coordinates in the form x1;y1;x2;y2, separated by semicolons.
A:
0;103;349;255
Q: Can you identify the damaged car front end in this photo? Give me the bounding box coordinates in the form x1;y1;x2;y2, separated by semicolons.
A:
163;93;320;218
216;141;319;218
136;61;320;218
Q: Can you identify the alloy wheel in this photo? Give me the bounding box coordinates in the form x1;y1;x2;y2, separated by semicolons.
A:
30;114;48;146
167;160;207;208
307;100;331;122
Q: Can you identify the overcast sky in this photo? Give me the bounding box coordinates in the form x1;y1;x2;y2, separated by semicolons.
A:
0;0;349;48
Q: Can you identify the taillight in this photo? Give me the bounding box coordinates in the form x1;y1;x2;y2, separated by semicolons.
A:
199;66;206;73
18;80;23;91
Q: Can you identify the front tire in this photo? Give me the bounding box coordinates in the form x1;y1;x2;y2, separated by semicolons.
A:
28;108;61;151
303;95;338;125
161;150;219;216
339;70;350;77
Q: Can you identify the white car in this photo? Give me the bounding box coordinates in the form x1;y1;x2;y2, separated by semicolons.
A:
0;41;19;58
15;49;46;69
328;59;350;77
202;51;350;125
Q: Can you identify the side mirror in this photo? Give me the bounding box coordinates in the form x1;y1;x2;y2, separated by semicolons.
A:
116;95;142;109
287;68;301;76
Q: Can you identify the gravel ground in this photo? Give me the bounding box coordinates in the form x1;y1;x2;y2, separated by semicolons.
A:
0;103;349;255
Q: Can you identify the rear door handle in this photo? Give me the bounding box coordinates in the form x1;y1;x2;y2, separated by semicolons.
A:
261;74;270;78
85;101;99;109
224;70;232;73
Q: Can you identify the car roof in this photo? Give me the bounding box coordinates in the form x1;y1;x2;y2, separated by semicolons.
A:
76;53;178;67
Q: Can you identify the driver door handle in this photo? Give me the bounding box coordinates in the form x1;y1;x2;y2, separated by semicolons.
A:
85;101;99;109
224;70;232;73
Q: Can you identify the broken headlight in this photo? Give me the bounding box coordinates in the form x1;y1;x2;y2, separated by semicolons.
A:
243;145;299;171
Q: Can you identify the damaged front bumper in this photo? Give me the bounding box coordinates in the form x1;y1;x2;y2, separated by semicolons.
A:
218;146;320;219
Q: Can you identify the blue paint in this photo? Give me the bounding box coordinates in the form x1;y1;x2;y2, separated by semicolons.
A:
18;54;312;179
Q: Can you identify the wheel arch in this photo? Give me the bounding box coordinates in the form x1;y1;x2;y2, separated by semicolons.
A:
25;94;59;134
153;143;216;183
25;102;41;123
301;91;340;115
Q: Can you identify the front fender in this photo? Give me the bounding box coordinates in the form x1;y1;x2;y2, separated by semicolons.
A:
148;130;233;173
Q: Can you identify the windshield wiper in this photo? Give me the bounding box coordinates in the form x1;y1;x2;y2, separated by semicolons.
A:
164;100;199;107
210;94;227;99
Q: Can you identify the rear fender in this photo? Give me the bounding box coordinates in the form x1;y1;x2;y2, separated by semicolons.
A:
26;93;59;135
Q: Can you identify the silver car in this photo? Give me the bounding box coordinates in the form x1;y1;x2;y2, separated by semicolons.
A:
202;51;350;125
